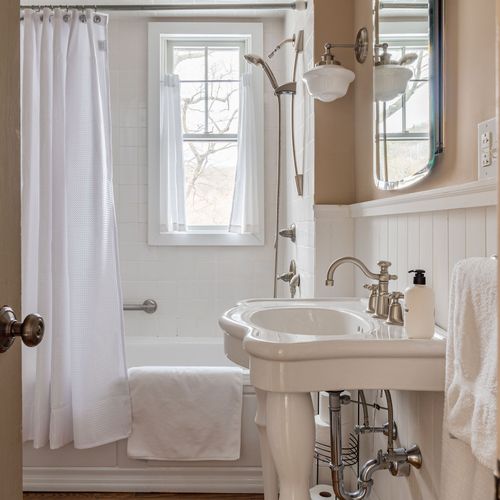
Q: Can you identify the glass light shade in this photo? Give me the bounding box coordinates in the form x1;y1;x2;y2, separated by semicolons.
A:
302;65;355;102
374;65;413;102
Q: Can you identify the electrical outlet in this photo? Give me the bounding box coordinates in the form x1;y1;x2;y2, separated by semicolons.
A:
481;150;492;168
481;131;491;148
478;118;497;180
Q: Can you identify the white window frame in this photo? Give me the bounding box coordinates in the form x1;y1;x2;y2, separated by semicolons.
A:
148;22;264;246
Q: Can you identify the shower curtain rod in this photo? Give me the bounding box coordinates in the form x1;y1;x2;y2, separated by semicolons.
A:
19;2;303;11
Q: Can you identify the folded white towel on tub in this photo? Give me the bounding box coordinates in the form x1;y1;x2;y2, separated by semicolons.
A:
127;366;243;461
444;257;497;471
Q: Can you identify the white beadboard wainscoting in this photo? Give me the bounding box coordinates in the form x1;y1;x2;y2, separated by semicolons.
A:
346;179;496;500
351;179;497;329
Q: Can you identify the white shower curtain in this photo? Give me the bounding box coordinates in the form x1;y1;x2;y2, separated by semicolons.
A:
229;73;259;234
160;74;186;232
21;8;132;449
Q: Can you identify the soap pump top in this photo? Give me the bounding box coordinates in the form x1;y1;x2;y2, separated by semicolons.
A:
409;269;426;285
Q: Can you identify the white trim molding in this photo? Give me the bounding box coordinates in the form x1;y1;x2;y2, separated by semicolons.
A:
349;179;497;218
24;466;263;493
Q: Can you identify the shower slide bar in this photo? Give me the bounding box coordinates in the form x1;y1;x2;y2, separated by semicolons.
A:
123;299;158;314
20;2;306;11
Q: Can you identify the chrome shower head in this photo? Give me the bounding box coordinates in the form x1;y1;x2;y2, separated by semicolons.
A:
244;53;279;90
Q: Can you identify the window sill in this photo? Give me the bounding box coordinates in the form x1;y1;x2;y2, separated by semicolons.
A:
148;230;264;247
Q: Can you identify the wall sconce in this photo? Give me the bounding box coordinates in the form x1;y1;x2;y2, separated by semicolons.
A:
302;27;368;102
374;43;417;101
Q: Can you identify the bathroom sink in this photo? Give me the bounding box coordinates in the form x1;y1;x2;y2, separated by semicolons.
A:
219;298;446;392
248;306;371;337
220;298;446;500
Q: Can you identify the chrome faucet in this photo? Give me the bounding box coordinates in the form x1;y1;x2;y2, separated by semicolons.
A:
325;257;397;319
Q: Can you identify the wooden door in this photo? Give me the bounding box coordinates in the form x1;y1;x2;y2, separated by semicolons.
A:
0;0;22;499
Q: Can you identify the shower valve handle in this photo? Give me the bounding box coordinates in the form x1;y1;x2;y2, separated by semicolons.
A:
0;306;44;353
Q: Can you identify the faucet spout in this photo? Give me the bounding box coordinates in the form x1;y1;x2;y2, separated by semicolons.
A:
325;256;379;286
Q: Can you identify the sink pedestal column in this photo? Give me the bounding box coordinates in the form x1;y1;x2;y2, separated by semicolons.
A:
266;392;315;500
255;389;279;500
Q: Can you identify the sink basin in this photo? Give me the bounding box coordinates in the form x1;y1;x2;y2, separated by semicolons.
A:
249;306;371;336
219;298;446;392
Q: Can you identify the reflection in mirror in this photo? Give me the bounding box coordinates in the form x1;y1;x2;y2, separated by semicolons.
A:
373;0;443;190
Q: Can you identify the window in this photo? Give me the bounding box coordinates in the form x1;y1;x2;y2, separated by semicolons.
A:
148;23;264;246
166;39;244;229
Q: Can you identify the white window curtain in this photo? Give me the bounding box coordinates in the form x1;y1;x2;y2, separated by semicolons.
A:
21;8;131;449
229;73;260;234
160;74;186;232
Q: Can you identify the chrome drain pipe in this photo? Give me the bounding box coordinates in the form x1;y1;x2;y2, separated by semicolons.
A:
329;391;372;500
328;390;423;500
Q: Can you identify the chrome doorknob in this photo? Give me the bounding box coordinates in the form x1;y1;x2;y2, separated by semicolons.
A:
0;306;44;353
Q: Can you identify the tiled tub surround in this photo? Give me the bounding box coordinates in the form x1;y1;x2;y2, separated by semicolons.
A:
110;17;288;338
279;5;316;299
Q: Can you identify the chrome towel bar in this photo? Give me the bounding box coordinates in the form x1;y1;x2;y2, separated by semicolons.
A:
123;299;157;314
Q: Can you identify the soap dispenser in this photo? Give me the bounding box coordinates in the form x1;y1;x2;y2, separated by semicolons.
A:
404;270;435;339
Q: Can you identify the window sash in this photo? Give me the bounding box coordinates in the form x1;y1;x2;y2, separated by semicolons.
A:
165;38;243;230
165;38;244;141
183;134;238;142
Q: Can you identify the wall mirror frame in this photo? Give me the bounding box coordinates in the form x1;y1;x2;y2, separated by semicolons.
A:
373;0;444;191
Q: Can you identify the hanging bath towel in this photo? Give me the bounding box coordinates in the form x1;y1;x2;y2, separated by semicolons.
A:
127;366;243;461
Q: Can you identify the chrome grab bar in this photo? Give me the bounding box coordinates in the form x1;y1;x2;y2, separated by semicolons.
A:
123;299;157;314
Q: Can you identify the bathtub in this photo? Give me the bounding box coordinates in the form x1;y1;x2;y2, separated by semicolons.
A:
23;337;262;493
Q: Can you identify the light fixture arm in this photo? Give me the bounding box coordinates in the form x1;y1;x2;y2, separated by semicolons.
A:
319;28;369;65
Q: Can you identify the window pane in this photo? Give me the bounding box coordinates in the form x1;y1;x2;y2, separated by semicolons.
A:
385;139;430;181
173;47;205;80
405;81;429;133
382;98;404;134
207;82;239;135
180;82;205;134
183;141;237;226
208;47;241;80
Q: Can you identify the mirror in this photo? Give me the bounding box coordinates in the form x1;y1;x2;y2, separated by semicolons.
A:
373;0;443;190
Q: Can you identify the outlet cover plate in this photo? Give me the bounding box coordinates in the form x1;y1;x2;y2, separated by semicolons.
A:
478;117;497;180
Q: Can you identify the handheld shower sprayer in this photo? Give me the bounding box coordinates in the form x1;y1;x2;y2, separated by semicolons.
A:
243;54;279;90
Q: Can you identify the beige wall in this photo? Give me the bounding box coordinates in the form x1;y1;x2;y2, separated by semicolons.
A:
355;0;497;202
313;0;356;204
314;0;497;203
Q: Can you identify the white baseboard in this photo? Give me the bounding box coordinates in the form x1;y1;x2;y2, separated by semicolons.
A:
23;466;264;493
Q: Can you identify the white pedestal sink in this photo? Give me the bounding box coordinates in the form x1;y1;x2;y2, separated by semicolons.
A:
219;298;446;500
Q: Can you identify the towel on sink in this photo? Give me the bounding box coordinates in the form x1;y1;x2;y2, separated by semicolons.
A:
127;366;243;461
444;257;497;470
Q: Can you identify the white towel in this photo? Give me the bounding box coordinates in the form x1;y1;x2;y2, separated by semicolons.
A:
441;427;494;500
127;366;243;461
444;257;497;470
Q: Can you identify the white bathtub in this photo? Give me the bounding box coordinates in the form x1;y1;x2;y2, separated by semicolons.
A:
23;337;261;493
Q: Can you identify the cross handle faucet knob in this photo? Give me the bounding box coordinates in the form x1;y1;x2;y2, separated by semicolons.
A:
377;260;398;281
